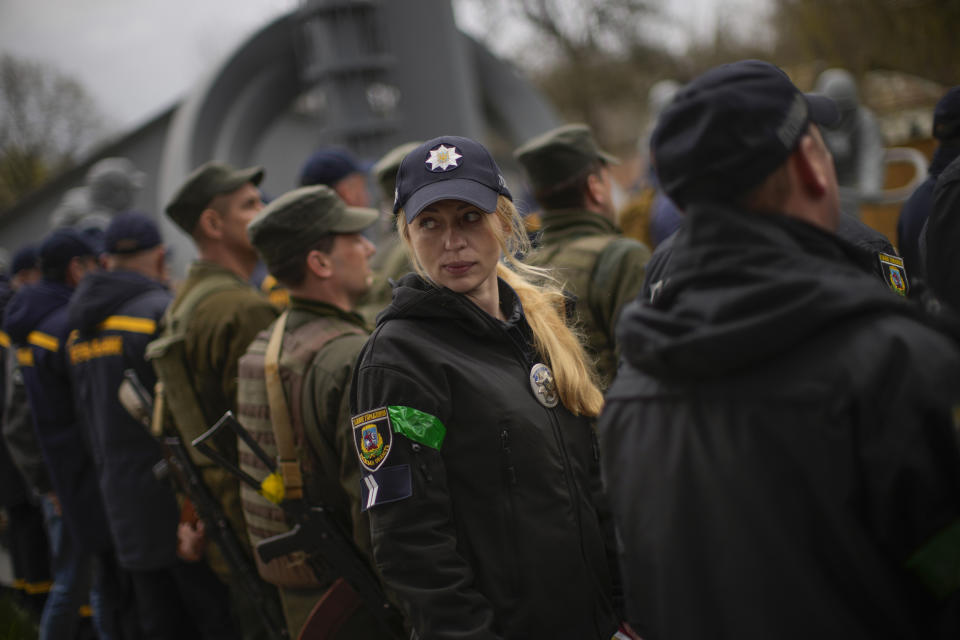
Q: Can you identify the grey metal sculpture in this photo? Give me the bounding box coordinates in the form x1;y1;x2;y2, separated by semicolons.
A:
158;0;560;276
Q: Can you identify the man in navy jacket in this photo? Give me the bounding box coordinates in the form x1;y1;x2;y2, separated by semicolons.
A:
3;228;118;639
67;212;235;638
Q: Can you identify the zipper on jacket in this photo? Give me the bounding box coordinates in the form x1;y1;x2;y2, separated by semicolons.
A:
499;427;522;601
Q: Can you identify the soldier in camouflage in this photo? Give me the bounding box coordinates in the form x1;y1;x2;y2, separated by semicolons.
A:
155;162;280;639
515;124;651;389
237;185;396;638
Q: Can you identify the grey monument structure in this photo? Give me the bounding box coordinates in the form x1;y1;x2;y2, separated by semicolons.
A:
0;0;560;278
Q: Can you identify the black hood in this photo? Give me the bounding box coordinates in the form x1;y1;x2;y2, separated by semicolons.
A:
378;272;527;339
619;204;916;379
3;280;74;343
67;270;168;332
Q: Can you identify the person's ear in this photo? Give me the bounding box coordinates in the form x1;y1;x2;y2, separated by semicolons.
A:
197;208;222;239
306;249;332;279
792;134;829;198
585;172;608;206
66;256;87;286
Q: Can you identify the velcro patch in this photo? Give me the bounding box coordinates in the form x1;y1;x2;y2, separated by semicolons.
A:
360;465;412;511
878;252;909;297
352;407;393;472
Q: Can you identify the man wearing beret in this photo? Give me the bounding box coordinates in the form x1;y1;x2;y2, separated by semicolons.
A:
66;212;236;638
153;162;280;639
0;243;50;622
515;123;650;390
236;185;399;638
599;60;960;639
3;228;118;638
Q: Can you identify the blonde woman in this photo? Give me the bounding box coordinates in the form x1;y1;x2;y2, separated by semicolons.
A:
349;136;624;638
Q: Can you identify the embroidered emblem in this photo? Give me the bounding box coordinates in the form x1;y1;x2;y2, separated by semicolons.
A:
529;362;559;408
877;252;909;297
425;144;462;172
352;407;393;471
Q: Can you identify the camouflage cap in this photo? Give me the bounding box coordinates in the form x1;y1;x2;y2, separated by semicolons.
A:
165;162;264;234
372;142;422;205
513;124;619;192
247;185;378;270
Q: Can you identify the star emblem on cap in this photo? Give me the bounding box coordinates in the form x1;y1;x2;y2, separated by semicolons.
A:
426;144;462;172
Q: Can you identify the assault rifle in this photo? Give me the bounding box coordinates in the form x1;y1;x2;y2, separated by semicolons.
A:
193;411;404;639
118;370;289;640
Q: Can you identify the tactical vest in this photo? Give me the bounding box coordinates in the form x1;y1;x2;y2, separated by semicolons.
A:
527;234;633;388
236;312;365;587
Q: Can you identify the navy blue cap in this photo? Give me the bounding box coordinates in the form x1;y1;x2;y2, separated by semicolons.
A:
39;227;99;271
393;136;513;222
299;147;370;187
105;211;163;255
10;245;39;275
652;59;840;209
933;86;960;141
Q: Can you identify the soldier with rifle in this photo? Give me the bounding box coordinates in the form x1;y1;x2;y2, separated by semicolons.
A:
119;370;288;640
146;162;282;639
223;184;404;638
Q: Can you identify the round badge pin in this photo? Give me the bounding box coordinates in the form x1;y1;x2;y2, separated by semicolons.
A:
529;362;559;408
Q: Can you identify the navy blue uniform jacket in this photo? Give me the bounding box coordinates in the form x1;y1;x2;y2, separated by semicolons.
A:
3;279;112;552
66;269;178;571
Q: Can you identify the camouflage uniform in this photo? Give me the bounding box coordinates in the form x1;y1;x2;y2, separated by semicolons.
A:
237;299;384;637
163;261;278;561
515;124;651;389
527;209;650;389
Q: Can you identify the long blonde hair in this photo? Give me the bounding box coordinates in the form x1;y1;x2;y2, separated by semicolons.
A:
398;196;604;417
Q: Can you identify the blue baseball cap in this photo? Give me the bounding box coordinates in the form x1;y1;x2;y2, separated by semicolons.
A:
652;59;840;209
299;147;370;187
105;211;163;255
39;228;99;271
393;136;513;222
10;245;39;275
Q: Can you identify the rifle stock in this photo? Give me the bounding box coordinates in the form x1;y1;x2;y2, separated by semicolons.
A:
119;370;289;640
195;411;404;639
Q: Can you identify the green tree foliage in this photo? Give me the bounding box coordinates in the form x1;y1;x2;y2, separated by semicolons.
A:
0;53;104;211
772;0;960;85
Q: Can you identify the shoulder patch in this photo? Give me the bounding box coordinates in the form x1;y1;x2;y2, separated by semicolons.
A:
360;464;413;511
877;252;909;297
351;405;446;472
352;407;393;472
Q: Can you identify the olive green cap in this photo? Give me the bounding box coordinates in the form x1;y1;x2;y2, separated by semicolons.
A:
247;185;378;270
513;123;619;192
372;141;422;204
165;162;264;233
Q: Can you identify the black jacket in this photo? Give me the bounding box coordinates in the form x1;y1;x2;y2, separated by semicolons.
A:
925;155;960;315
66;269;178;571
899;142;960;279
0;281;29;508
600;204;960;639
641;211;903;303
351;274;618;639
3;279;113;553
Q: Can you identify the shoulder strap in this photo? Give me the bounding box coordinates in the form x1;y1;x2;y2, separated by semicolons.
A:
167;272;241;331
263;312;304;500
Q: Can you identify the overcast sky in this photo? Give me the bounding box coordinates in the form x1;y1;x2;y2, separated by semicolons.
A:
0;0;770;135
